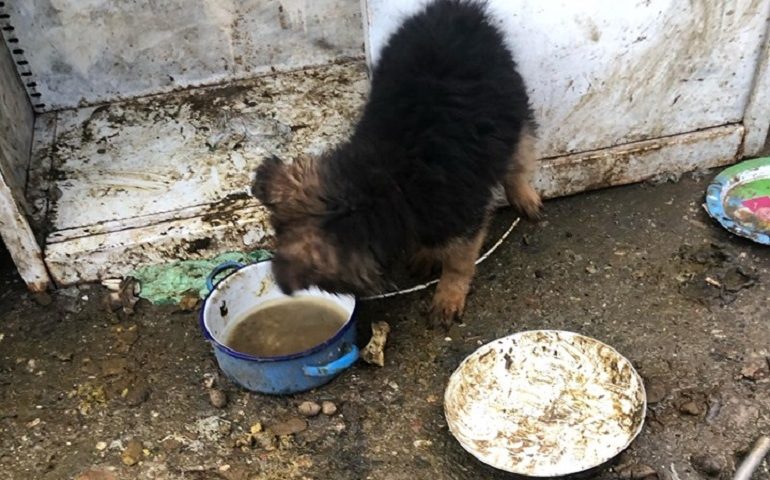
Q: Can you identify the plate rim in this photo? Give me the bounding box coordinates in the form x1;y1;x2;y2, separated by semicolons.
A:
705;156;770;246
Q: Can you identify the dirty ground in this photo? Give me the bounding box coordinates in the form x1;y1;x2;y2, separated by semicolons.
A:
0;174;769;480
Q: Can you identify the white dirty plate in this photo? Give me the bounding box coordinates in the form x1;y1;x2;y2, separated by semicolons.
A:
444;330;646;477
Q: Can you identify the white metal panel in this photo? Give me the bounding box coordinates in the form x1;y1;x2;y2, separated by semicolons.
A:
365;0;770;158
37;62;368;233
32;62;368;284
4;0;363;111
44;202;272;286
743;15;770;157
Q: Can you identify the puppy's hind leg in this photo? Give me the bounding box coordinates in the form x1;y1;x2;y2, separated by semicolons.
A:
428;227;487;329
504;124;542;219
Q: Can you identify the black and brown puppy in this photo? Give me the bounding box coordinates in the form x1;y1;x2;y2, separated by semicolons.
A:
253;0;540;328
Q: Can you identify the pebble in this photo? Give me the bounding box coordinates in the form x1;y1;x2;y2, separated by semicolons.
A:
178;291;201;312
269;417;308;436
298;401;321;417
209;389;227;408
202;373;217;389
690;453;725;477
678;400;704;416
121;439;143;466
250;422;263;434
321;401;338;416
95;441;108;451
740;356;769;382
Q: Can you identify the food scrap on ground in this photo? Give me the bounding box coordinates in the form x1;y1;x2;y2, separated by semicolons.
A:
361;321;391;367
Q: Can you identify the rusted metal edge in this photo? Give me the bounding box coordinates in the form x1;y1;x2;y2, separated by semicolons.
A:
535;124;743;199
44;204;272;287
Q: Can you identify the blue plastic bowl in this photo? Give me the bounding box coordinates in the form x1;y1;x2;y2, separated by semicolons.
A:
200;261;358;395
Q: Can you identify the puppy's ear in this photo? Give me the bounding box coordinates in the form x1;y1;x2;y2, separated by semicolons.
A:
252;155;285;206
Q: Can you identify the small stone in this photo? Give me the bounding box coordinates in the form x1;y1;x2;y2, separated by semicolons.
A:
616;463;658;479
691;453;725;477
75;469;117;480
95;441;108;451
585;263;598;274
26;418;41;428
331;420;346;433
249;422;263;434
321;401;337;416
121;439;143;466
209;389;227;408
679;400;704;416
413;439;433;448
178;290;201;312
298;401;321;417
740;356;770;382
202;373;217;389
269;417;308;436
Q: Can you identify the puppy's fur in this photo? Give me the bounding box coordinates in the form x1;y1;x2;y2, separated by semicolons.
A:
253;0;540;327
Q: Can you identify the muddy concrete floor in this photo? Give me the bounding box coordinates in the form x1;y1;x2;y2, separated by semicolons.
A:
1;174;769;480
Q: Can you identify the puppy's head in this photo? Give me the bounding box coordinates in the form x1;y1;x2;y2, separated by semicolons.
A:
252;155;382;295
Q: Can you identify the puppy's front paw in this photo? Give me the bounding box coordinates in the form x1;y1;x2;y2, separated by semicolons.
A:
428;290;466;329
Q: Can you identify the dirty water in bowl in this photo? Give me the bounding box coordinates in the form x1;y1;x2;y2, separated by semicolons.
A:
224;296;349;357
